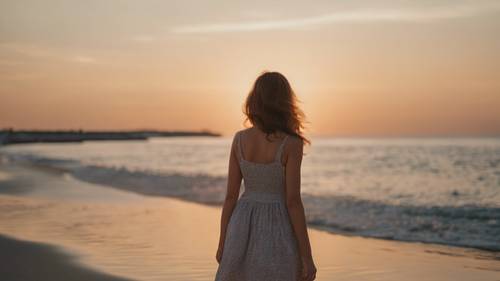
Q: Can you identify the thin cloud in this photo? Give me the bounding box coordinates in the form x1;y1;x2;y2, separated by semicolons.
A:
0;43;55;58
0;43;98;64
130;35;156;43
71;56;98;64
170;2;500;33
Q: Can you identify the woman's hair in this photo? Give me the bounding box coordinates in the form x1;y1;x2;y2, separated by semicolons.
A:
244;71;310;145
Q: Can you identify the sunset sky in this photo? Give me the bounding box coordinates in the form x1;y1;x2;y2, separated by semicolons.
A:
1;0;499;137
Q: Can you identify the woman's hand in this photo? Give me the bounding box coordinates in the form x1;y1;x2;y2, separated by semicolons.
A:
301;256;317;281
216;245;224;264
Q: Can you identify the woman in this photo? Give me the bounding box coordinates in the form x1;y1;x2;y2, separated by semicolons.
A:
214;71;317;281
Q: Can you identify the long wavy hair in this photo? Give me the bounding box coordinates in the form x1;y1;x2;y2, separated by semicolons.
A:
243;71;310;145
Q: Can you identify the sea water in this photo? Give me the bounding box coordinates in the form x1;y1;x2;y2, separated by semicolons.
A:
1;136;499;251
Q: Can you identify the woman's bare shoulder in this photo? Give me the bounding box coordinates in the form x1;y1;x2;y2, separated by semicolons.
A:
233;128;247;137
287;134;303;145
237;127;253;136
231;128;251;144
285;135;304;154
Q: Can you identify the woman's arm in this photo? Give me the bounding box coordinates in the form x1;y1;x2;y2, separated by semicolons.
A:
285;137;316;280
216;133;243;263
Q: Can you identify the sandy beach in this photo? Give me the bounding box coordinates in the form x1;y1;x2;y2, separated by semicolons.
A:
0;160;499;281
2;0;500;279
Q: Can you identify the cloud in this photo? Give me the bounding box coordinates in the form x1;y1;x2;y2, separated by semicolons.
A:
170;1;500;33
0;43;98;64
130;35;156;43
0;43;55;58
71;56;98;64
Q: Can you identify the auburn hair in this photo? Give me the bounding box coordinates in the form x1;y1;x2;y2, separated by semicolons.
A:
243;71;310;145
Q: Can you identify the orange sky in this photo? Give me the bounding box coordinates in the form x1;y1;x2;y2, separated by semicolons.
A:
1;0;499;136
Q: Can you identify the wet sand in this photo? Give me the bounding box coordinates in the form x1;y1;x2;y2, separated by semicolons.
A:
0;234;131;281
0;161;499;281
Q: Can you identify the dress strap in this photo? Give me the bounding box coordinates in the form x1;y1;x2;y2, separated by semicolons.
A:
236;131;244;161
274;134;289;163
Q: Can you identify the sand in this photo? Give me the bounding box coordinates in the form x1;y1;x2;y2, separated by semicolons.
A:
0;161;499;281
0;234;131;281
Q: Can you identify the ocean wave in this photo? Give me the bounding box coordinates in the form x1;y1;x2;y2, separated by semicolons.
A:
303;194;500;251
2;152;499;252
3;153;228;205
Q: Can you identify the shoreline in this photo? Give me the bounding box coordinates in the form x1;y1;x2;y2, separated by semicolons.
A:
0;161;499;280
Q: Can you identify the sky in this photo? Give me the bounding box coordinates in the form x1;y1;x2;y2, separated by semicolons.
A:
1;0;499;137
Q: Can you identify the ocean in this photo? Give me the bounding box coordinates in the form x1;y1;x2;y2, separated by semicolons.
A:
1;136;499;251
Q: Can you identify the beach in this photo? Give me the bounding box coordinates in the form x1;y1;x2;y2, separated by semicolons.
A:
1;159;499;281
2;0;500;279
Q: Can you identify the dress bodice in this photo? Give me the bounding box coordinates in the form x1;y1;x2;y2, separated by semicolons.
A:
236;130;289;202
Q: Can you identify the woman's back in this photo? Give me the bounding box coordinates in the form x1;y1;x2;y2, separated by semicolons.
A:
236;127;290;200
237;127;289;165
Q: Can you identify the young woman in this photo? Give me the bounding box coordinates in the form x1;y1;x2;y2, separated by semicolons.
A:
214;71;317;281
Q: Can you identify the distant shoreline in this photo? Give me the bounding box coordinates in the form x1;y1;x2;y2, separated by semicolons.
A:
0;129;221;145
